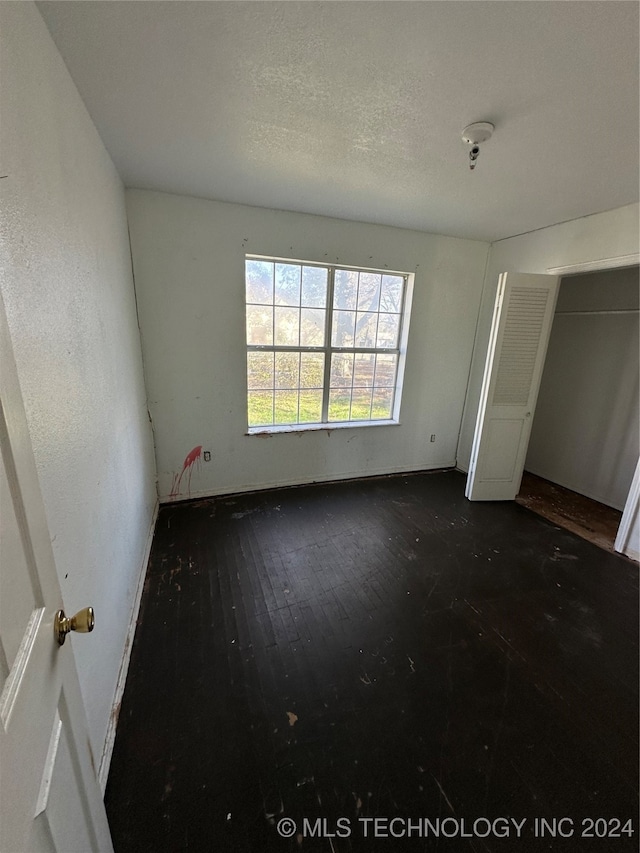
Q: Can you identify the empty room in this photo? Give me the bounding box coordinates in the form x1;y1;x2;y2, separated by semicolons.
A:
1;2;638;852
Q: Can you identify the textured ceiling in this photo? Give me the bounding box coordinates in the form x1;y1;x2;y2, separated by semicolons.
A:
38;1;639;242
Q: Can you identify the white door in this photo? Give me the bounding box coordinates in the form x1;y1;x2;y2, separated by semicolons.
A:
0;295;113;852
466;272;560;501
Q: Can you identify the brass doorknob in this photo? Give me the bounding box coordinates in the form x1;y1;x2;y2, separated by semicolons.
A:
54;607;95;646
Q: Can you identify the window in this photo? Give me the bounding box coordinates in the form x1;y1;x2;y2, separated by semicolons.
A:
245;256;412;431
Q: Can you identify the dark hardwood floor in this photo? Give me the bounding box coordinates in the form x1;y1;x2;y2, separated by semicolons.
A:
105;471;639;852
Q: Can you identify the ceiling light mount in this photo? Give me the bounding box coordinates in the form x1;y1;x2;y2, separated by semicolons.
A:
461;121;494;171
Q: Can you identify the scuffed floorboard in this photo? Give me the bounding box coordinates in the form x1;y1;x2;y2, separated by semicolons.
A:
516;472;624;556
105;471;638;852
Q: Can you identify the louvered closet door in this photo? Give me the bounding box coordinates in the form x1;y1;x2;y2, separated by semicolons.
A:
466;272;559;501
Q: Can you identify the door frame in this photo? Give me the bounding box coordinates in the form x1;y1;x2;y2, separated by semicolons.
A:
614;457;640;560
544;252;640;559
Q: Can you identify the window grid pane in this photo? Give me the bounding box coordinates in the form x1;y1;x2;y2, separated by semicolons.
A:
300;352;325;389
299;389;323;423
301;266;328;308
327;352;400;422
247;351;275;390
248;390;274;426
351;387;374;420
357;272;381;312
247;259;406;428
275;352;300;389
246;260;274;305
274;264;301;306
380;275;403;313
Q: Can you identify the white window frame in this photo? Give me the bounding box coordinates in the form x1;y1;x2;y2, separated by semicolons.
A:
245;255;414;434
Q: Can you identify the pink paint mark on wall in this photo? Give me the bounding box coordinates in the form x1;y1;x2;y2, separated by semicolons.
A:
169;445;203;498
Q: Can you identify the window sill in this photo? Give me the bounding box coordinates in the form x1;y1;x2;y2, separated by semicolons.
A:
247;420;401;436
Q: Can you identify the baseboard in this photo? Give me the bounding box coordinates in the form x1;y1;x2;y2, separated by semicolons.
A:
98;499;159;794
159;461;458;503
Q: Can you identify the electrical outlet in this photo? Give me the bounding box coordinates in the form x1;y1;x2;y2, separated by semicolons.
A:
203;451;211;461
430;434;436;442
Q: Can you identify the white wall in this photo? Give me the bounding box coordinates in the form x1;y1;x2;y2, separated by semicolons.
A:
457;203;640;473
126;189;489;500
525;268;639;510
0;3;157;766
